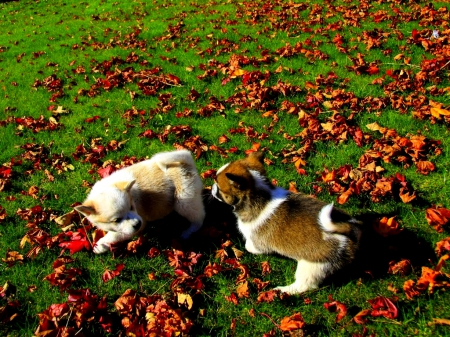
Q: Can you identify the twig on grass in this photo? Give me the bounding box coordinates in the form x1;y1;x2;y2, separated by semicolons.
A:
260;312;281;331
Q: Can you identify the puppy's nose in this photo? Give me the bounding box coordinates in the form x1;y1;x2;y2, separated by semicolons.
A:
133;220;142;230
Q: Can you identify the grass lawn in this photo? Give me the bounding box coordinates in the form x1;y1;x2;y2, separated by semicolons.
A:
1;0;450;336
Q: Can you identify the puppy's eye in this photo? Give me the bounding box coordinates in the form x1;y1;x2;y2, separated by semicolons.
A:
113;218;123;223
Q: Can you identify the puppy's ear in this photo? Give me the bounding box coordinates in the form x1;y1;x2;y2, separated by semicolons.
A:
225;172;250;190
114;180;136;192
247;151;264;164
247;151;266;174
75;205;96;217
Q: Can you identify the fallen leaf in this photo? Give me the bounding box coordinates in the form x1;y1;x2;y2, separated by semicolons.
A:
280;312;305;331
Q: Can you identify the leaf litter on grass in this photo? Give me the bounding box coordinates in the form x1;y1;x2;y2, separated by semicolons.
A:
1;0;450;336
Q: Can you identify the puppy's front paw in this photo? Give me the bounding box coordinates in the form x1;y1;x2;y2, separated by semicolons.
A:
180;222;202;239
245;240;262;254
93;232;119;254
93;239;110;254
274;285;301;295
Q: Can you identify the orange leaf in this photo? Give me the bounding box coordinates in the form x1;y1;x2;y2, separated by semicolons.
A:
430;107;450;118
399;188;416;203
337;189;353;205
279;313;305;331
353;309;371;324
373;216;402;237
426;207;450;232
403;279;420;299
416;161;435;175
236;281;249;298
388;259;412;276
435;254;449;272
232;68;247;77
435;237;450;256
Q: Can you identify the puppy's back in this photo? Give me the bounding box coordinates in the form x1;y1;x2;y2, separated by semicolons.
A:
253;193;360;265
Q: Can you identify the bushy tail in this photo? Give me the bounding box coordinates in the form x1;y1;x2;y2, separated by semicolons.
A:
153;149;195;172
318;203;362;238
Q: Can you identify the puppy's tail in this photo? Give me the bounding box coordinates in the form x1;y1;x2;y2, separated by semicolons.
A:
318;203;362;239
153;149;195;172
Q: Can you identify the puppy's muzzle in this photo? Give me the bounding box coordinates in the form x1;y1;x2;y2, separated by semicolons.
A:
133;219;142;230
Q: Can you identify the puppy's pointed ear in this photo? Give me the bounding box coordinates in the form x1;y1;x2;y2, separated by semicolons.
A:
115;180;136;192
75;205;96;217
247;151;264;164
247;151;266;174
225;172;251;190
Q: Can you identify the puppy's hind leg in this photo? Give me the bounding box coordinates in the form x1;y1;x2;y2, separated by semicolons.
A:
275;259;329;294
175;194;206;239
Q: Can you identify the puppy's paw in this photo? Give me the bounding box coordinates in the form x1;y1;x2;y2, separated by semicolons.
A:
180;229;192;240
245;240;262;254
93;239;110;254
180;222;202;239
274;285;302;295
93;232;121;254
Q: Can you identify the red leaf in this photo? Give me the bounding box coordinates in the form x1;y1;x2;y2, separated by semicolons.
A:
85;115;100;123
97;165;115;178
323;295;348;322
102;263;125;283
367;66;379;75
235;263;250;284
368;296;398;319
58;229;91;255
225;292;239;305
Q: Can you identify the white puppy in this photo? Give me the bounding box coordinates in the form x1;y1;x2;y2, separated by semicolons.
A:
75;150;205;253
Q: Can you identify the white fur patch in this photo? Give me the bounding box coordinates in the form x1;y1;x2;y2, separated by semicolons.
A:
238;187;288;240
318;203;348;249
318;203;335;232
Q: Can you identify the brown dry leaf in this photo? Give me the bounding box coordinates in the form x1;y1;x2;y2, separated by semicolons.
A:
232;247;244;259
52;106;69;115
53;210;78;228
366;122;387;133
399;188;416;203
2;251;24;267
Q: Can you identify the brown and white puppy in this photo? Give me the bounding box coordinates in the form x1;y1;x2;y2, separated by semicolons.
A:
212;152;361;294
75;150;205;254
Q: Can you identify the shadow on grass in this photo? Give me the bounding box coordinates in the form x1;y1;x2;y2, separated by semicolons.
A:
328;211;436;290
115;191;436;288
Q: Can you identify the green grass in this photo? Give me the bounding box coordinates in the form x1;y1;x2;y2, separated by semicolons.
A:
1;0;450;336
